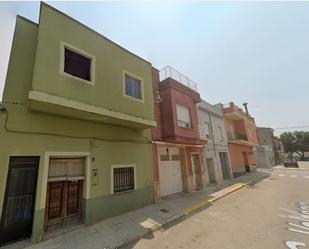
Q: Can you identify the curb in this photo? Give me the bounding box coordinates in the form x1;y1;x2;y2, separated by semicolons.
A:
115;173;271;248
118;180;254;248
184;199;211;215
182;173;270;215
209;183;246;203
245;173;271;187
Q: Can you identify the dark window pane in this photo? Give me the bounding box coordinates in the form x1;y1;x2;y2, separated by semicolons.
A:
64;48;91;81
125;78;132;96
132;80;141;99
125;75;141;99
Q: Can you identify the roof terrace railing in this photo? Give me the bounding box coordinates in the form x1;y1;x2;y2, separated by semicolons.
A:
159;66;198;92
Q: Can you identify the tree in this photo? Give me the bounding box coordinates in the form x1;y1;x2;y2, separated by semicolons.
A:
280;131;309;160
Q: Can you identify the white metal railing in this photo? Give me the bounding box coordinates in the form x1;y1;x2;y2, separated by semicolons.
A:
159;66;198;92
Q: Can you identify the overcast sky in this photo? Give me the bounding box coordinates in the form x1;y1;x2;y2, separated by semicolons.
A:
1;1;308;135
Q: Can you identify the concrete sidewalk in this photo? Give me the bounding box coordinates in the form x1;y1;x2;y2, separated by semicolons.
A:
5;170;270;249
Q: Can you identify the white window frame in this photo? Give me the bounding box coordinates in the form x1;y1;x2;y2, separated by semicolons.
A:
123;71;144;102
60;41;96;85
176;104;192;128
111;164;137;194
218;126;224;141
204;122;211;139
39;152;91;210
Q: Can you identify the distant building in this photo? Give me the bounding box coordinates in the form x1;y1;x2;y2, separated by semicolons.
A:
197;100;233;184
221;102;259;177
254;127;276;168
273;137;285;164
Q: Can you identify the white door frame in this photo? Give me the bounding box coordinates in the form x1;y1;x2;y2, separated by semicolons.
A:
38;152;91;211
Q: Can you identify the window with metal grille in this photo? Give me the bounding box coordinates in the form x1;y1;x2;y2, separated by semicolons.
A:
64;48;91;81
113;167;135;193
218;126;224;141
125;74;142;99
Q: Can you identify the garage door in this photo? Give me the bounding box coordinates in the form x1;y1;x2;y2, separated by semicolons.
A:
158;147;183;197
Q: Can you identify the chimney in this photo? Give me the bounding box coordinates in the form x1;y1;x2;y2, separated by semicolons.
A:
243;102;249;115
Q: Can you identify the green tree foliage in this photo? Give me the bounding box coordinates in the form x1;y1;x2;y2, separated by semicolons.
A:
280;131;309;159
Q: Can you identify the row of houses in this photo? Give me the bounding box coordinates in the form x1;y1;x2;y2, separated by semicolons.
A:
0;3;284;246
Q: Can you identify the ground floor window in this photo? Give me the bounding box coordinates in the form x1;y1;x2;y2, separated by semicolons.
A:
113;166;135;193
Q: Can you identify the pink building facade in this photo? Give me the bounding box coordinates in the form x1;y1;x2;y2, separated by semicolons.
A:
152;67;207;201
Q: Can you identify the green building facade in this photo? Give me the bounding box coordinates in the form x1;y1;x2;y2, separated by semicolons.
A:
0;3;155;244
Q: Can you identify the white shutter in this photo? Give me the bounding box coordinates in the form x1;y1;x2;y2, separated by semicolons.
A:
205;122;210;136
176;105;191;128
48;158;85;181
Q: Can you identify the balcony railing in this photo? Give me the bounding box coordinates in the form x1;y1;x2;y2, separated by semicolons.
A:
228;131;248;141
159;66;198;92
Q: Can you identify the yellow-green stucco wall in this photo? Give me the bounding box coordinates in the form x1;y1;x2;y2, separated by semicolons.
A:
0;4;154;243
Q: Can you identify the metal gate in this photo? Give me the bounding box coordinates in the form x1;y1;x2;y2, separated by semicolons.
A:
0;157;39;246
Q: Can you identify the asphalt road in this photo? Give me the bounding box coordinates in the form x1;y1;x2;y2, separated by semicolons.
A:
122;162;309;249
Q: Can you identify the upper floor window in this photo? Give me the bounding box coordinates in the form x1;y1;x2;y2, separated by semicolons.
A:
218;126;224;141
125;74;142;100
64;48;91;81
60;42;95;85
205;122;211;139
176;105;191;128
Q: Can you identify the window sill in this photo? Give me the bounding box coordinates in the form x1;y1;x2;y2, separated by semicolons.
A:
112;189;135;195
123;94;144;103
177;125;193;130
61;71;95;86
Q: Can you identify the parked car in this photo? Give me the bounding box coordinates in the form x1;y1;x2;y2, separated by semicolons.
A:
284;159;299;168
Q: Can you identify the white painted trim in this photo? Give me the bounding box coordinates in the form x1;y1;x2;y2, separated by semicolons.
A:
59;41;95;85
123;70;145;103
29;90;157;127
39;151;91;209
111;164;137;194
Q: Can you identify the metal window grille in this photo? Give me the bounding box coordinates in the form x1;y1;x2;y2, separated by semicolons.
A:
113;167;135;193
